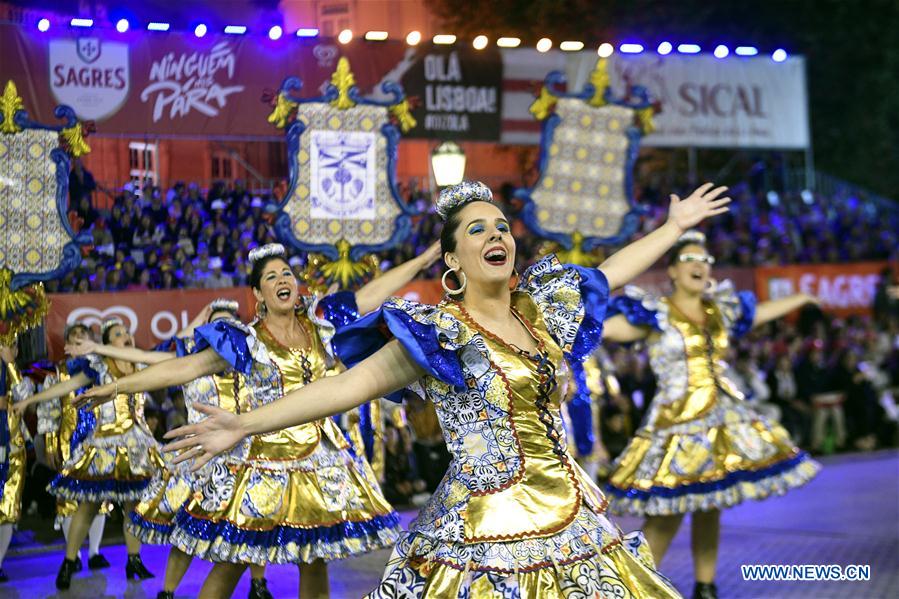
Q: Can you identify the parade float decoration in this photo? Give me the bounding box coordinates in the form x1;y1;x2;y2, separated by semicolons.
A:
0;80;92;345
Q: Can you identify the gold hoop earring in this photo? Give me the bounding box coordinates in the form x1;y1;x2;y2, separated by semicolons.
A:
441;269;467;296
255;301;268;319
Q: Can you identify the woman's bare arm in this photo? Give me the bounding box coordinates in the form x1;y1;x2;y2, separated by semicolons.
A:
66;339;175;365
355;243;441;315
753;293;818;328
164;340;425;470
74;348;229;408
599;183;730;290
602;315;651;343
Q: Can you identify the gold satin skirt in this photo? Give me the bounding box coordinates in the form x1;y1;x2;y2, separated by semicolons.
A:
607;395;820;516
0;451;25;524
167;437;401;565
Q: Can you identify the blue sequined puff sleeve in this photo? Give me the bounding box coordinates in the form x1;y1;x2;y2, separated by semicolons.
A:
710;281;757;339
192;319;258;376
318;291;360;331
607;290;663;331
66;356;103;386
332;298;466;402
518;254;610;362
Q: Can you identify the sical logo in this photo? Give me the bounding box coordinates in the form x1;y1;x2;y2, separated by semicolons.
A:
49;37;130;121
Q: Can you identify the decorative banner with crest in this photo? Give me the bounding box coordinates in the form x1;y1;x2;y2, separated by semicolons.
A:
266;58;417;289
0;80;92;345
514;58;658;266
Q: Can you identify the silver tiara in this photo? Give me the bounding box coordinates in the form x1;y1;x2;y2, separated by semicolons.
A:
436;181;493;220
677;230;707;246
248;243;286;265
210;299;240;315
100;318;124;336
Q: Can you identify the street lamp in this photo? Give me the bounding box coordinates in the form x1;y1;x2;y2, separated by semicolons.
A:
430;141;466;188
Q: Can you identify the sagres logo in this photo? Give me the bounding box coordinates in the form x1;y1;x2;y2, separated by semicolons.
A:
50;37;130;120
67;306;139;334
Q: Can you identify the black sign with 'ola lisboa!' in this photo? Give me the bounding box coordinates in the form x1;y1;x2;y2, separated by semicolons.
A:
401;46;503;141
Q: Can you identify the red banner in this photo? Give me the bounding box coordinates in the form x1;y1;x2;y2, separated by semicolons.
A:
46;287;254;359
45;282;444;360
754;262;890;317
0;24;502;140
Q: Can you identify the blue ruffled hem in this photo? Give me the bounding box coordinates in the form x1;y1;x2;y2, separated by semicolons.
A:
607;295;661;330
193;320;254;375
606;452;811;501
732;290;757;339
334;306;465;402
173;507;401;548
128;510;174;544
319;291;360;331
567;265;610;362
66;356;101;386
566;360;594;457
49;473;152;502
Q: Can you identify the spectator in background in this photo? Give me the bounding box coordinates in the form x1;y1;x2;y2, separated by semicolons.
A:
203;257;234;289
873;267;899;326
767;353;811;445
796;341;847;453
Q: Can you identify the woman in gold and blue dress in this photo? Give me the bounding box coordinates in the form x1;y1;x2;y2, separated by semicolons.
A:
64;300;276;599
156;180;732;598
37;323;111;573
601;230;821;599
0;342;33;583
76;243;440;598
14;318;165;590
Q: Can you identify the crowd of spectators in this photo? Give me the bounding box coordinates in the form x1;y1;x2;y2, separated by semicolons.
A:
52;175;899;295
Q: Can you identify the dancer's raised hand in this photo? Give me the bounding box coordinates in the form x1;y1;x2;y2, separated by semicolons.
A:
163;403;244;470
73;383;118;410
667;183;731;232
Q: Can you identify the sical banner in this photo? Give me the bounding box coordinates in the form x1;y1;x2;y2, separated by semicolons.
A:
755;262;889;317
502;51;810;149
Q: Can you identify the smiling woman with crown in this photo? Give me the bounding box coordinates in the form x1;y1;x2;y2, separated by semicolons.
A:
74;243;442;598
154;180;733;599
599;230;821;599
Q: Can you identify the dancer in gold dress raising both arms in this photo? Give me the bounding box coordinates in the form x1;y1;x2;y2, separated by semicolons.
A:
601;230;821;599
140;180;732;598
